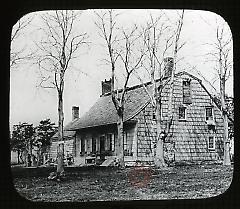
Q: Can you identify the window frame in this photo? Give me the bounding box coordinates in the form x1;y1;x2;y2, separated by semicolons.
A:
205;106;214;121
86;137;91;153
106;133;115;151
124;131;134;156
99;134;106;152
208;136;215;150
80;137;86;155
179;105;187;121
182;79;192;104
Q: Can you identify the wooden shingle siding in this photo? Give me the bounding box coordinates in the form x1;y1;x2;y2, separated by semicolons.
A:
49;139;74;160
134;103;156;162
62;72;225;165
65;139;74;155
131;73;224;163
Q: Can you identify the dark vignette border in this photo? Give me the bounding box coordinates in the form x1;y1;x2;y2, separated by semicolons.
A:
1;0;239;209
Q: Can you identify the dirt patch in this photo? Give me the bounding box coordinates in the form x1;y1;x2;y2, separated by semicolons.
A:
12;164;233;201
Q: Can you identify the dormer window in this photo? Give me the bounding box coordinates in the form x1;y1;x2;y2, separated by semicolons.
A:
183;79;192;104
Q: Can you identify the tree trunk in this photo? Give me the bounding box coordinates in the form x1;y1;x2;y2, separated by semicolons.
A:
17;150;20;164
28;140;33;167
37;147;41;166
117;113;125;168
25;142;31;167
57;91;65;173
220;79;231;165
57;143;64;173
19;151;24;164
154;101;167;167
223;113;231;165
166;72;174;134
165;10;184;143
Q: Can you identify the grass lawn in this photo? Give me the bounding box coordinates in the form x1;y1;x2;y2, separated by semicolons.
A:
12;164;233;202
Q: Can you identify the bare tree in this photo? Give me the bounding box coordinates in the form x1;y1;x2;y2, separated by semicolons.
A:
135;10;185;168
35;10;89;177
10;14;35;68
95;10;145;167
207;21;232;165
187;17;233;165
166;10;185;137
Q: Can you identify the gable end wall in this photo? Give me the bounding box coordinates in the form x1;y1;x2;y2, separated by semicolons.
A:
132;74;224;163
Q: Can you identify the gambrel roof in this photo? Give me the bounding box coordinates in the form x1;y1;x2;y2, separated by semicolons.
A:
65;71;222;131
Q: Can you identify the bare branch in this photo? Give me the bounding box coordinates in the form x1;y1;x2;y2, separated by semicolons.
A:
35;10;89;91
11;14;35;42
133;71;155;107
10;14;36;68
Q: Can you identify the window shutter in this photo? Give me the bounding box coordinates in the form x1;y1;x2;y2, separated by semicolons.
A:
111;134;115;151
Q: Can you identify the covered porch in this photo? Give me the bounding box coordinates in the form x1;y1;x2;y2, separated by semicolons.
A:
73;122;138;166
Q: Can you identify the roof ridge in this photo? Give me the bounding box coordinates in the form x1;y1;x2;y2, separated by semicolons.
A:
101;71;201;97
65;71;213;131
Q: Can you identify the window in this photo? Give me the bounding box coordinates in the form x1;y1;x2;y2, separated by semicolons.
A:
124;131;133;156
101;134;115;151
152;112;156;120
179;106;187;120
106;134;110;151
183;79;192;104
99;135;105;152
92;137;96;153
106;133;114;151
208;136;215;150
206;107;214;121
80;138;85;155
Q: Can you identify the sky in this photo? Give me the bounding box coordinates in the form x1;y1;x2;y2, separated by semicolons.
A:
10;9;233;130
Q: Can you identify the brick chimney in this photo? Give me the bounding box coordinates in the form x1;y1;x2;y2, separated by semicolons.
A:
72;106;79;121
163;57;174;78
101;78;112;95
